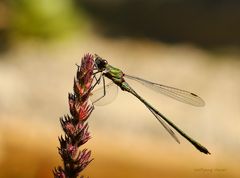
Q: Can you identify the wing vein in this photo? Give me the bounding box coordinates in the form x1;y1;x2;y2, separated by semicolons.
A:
125;74;205;107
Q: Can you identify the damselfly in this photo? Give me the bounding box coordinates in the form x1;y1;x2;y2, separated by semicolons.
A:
91;54;210;155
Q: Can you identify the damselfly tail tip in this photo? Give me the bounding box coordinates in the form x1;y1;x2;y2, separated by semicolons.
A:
202;149;211;155
195;144;211;155
203;148;211;155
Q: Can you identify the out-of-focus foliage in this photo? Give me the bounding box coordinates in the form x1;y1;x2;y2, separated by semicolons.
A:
0;0;10;51
1;0;240;50
9;0;79;39
78;0;240;47
0;0;91;54
0;0;90;52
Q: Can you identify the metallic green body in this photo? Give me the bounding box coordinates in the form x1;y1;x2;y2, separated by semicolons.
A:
105;64;130;92
102;62;210;154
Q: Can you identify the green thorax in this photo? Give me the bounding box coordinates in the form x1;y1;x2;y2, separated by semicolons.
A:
104;64;134;92
105;64;124;79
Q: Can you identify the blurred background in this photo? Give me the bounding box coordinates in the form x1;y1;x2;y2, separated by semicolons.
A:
0;0;240;177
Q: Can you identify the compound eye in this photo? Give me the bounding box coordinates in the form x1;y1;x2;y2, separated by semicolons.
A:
103;60;108;64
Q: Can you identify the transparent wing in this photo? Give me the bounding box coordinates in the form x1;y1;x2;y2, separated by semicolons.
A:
147;105;180;143
91;81;118;106
125;74;205;107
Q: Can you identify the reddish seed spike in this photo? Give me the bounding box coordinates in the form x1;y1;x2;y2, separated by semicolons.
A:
54;54;94;177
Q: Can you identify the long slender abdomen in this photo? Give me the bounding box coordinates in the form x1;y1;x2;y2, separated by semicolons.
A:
123;81;210;154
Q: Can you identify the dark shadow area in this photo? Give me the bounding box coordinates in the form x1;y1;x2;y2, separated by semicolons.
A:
76;0;240;48
0;0;10;53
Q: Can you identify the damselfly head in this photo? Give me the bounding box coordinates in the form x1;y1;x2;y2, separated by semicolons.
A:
94;54;108;71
